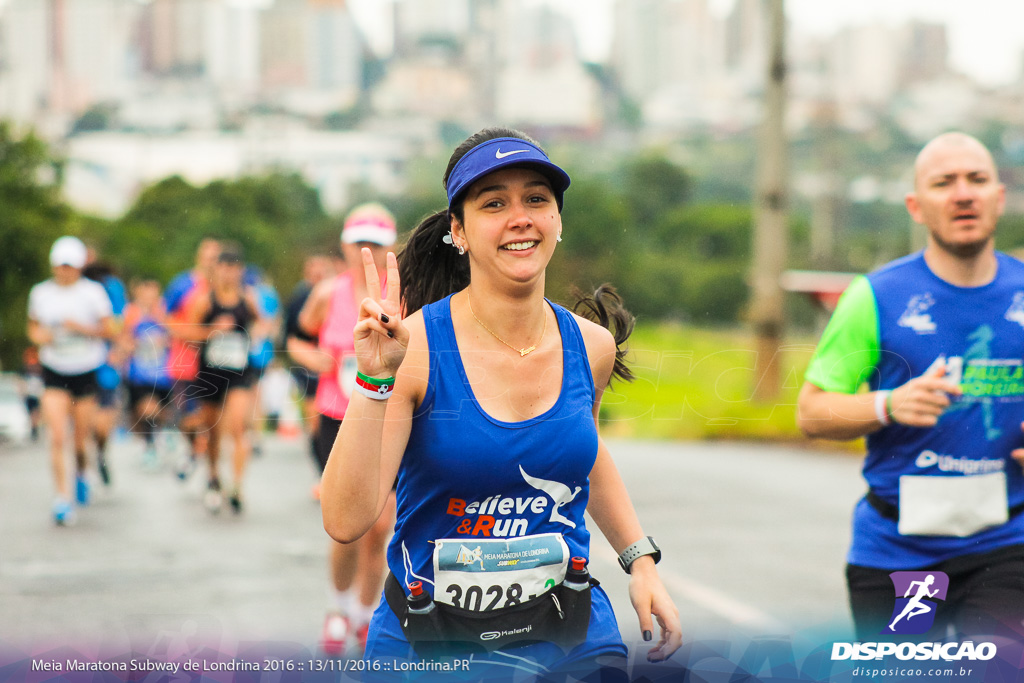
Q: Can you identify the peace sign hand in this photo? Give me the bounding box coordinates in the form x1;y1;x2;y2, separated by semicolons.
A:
354;249;408;378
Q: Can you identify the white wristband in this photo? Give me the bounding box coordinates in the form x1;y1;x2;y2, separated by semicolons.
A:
354;383;392;401
874;390;891;426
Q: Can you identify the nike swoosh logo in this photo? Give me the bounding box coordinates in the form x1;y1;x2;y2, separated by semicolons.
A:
495;148;529;159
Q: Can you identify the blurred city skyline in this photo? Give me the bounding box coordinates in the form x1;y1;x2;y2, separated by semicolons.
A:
3;0;1019;85
2;0;1022;222
347;0;1024;86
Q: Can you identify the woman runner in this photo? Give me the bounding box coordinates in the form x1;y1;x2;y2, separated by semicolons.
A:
321;128;681;679
183;246;260;513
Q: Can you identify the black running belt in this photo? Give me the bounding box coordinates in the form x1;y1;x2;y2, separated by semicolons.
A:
865;489;1024;522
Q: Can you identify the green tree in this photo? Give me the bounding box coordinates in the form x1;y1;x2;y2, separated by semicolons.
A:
618;152;692;236
0;123;72;370
99;173;331;294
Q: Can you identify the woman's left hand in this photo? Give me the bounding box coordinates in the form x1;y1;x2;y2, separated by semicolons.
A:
627;557;682;662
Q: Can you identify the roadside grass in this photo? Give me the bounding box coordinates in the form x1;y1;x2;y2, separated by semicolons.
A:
599;322;855;446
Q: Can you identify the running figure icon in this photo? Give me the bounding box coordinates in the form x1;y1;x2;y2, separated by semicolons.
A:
888;574;939;631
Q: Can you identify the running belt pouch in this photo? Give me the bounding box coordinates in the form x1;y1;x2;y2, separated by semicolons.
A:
384;573;594;657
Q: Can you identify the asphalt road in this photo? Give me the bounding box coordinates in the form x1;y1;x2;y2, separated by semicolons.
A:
0;431;865;660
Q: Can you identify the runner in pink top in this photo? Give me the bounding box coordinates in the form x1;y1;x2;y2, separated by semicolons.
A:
294;203;398;656
313;269;360;422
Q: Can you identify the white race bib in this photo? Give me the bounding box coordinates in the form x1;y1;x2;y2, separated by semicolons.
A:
898;472;1009;537
205;331;249;370
51;329;93;363
135;331;167;367
433;533;569;612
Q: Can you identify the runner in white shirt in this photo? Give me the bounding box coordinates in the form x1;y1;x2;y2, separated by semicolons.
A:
27;236;116;525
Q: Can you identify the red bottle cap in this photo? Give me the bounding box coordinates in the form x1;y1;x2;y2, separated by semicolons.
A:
408;581;423;596
571;556;587;571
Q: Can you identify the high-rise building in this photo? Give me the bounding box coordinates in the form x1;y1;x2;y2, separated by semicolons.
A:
0;0;50;121
829;23;901;107
610;0;730;128
723;0;764;88
204;1;262;96
142;0;205;77
0;0;142;124
393;0;470;59
491;1;601;130
900;21;948;85
261;0;364;113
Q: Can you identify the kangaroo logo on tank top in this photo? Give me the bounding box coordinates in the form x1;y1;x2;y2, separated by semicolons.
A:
519;466;582;529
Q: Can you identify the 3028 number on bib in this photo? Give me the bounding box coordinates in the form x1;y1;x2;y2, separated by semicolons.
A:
432;533;568;612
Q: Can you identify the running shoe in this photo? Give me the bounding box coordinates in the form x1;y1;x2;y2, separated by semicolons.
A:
355;623;370;654
176;453;197;481
204;479;223;514
97;455;111;486
53;499;76;526
75;475;91;505
228;487;243;514
320;613;349;657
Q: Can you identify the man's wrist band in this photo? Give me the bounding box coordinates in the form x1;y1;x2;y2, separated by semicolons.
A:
617;536;661;574
355;371;395;401
874;390;892;426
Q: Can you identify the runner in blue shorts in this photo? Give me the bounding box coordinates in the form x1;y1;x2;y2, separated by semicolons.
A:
320;128;681;680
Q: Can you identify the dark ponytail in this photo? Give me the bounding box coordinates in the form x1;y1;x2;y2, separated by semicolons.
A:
397;210;470;317
572;284;636;383
398;126;543;316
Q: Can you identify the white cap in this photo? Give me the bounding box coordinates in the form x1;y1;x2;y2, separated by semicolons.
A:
49;236;88;269
341;203;397;246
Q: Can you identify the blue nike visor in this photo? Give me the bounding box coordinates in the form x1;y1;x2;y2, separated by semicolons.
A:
446;137;571;211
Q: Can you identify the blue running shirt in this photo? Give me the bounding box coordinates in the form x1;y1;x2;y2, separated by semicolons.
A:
367;295;625;669
806;251;1024;568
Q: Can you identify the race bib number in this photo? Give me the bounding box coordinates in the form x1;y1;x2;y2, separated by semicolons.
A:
206;332;249;370
51;329;93;362
135;330;167;368
337;355;357;398
433;533;568;612
898;472;1009;537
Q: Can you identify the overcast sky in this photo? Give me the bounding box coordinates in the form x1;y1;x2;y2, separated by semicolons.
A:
350;0;1024;87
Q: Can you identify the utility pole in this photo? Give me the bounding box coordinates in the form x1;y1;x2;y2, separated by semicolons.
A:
810;99;840;270
749;0;788;402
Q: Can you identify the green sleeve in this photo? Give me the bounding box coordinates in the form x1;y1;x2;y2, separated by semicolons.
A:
804;275;880;394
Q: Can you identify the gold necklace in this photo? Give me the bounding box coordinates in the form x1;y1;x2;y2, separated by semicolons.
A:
467;296;547;357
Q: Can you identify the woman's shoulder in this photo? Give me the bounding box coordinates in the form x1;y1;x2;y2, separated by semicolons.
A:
566;309;616;353
566;310;616;382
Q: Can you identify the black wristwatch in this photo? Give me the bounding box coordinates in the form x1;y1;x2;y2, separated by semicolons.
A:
617;536;661;574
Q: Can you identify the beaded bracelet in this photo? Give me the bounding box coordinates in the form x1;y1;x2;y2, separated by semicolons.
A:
355;371;395;400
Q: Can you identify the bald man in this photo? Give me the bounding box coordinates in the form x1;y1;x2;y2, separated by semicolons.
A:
797;132;1024;640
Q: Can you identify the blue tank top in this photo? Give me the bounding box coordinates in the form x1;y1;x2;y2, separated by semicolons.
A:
852;251;1024;567
387;295;598;592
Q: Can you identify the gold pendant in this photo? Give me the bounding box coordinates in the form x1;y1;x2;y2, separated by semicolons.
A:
519;346;536;357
